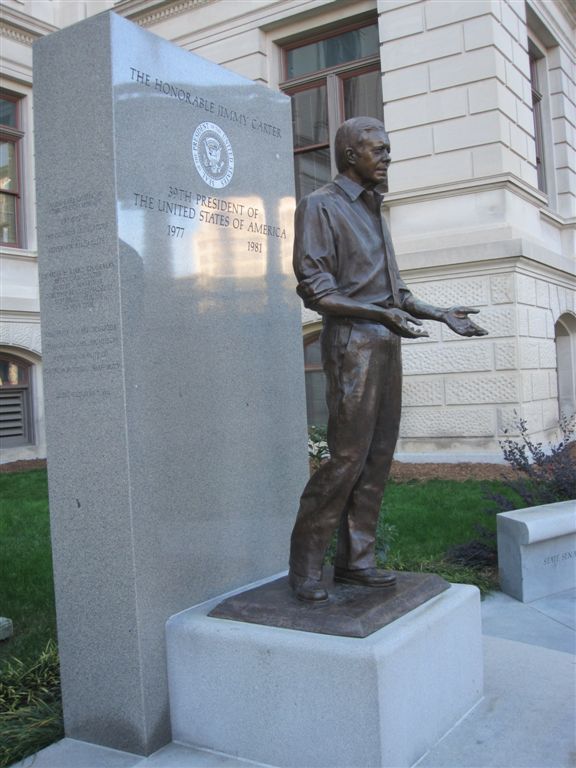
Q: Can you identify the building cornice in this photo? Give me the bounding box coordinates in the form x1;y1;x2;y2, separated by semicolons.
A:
0;247;37;262
0;310;41;323
385;173;549;210
113;0;216;27
555;0;576;29
0;5;58;43
540;208;576;229
399;242;576;286
527;0;576;53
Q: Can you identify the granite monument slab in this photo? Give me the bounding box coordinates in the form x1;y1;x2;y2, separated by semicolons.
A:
34;12;307;755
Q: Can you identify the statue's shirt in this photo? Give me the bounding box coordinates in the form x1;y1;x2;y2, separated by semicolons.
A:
293;174;410;311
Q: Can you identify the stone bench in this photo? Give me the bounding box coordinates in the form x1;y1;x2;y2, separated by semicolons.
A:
497;501;576;602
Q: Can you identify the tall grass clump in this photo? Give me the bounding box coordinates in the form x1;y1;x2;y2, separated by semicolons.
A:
0;641;63;768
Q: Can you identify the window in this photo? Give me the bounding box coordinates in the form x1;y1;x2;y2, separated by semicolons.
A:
304;333;328;427
0;92;23;247
555;314;576;419
0;354;33;446
281;20;382;199
529;41;547;194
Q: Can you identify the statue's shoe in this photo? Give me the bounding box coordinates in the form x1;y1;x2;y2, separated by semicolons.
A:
333;567;396;587
288;571;329;603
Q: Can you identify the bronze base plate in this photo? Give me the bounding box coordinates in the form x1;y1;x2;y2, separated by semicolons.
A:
208;569;450;638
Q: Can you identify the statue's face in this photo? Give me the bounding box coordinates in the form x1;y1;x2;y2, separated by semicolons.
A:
347;129;391;191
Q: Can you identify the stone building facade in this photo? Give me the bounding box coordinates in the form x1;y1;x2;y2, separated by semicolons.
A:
1;0;574;463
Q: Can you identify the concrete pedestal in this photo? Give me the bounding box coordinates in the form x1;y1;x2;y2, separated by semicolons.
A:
166;584;483;768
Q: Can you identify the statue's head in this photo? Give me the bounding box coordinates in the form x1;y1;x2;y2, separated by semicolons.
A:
335;117;390;191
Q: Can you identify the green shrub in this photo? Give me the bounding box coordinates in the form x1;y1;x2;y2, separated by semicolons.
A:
447;416;576;571
486;414;576;511
308;425;330;471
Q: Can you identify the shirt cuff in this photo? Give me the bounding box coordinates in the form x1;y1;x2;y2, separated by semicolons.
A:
296;273;339;308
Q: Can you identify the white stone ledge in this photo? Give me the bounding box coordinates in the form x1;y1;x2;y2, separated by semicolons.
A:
0;247;38;262
498;502;576;545
497;500;576;602
396;240;575;280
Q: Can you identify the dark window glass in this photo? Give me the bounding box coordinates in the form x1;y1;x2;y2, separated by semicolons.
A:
303;334;328;426
292;85;329;148
286;25;379;79
0;98;17;128
343;69;382;120
294;149;332;200
0;358;29;386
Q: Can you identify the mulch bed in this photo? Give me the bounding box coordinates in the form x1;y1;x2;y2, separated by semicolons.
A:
1;457;512;482
389;460;513;482
0;459;48;474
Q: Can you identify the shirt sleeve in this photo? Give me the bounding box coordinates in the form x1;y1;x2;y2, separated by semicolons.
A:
292;195;340;309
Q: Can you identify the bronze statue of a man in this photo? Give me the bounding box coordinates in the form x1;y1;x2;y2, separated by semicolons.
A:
289;117;487;603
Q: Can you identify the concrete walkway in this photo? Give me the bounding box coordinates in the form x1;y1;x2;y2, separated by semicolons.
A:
13;588;576;768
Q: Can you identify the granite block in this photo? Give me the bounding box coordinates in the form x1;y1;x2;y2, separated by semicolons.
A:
497;502;576;602
33;12;307;755
167;584;483;768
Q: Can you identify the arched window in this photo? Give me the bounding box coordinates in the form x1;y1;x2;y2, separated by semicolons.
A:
555;314;576;419
304;333;328;427
0;353;33;446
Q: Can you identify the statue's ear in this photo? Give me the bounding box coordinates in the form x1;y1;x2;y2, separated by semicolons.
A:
345;147;356;166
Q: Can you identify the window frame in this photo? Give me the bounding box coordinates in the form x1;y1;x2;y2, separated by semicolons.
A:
303;331;328;427
281;18;380;82
0;90;24;248
280;17;381;185
529;39;547;195
525;21;558;210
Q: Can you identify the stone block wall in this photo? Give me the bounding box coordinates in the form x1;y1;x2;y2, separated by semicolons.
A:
378;0;538;191
395;262;575;459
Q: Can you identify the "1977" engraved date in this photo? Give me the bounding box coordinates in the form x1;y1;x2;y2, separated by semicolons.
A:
167;225;184;238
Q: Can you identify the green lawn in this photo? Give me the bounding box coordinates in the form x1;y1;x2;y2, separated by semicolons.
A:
379;479;500;591
318;478;501;591
384;479;497;560
0;470;56;669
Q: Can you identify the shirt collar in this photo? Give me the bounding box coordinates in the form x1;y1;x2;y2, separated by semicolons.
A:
334;174;382;203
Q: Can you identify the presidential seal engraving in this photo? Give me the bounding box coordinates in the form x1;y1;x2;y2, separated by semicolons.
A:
192;122;234;189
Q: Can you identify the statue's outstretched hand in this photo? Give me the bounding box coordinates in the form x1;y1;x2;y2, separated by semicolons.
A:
381;308;430;339
442;306;488;337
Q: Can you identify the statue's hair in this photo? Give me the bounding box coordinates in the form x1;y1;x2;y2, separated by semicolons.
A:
334;117;386;173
